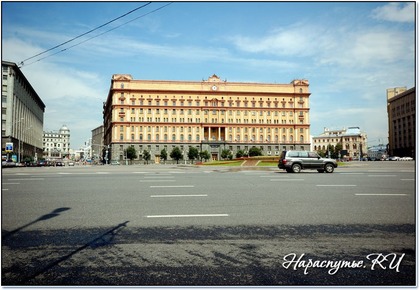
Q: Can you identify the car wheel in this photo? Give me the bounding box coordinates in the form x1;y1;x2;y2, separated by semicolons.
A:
292;163;301;173
324;163;334;173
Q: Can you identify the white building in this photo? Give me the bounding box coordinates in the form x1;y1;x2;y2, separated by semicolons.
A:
313;127;368;160
43;125;70;159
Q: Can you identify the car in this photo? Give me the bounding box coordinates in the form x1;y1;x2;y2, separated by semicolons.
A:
55;161;64;166
1;160;16;168
278;150;338;173
110;160;120;165
388;156;400;161
68;161;75;166
400;156;413;161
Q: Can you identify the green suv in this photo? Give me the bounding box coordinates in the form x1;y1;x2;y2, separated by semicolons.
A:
278;150;338;173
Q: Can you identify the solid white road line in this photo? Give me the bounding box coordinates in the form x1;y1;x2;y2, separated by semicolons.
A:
150;194;208;198
143;176;174;179
2;182;20;185
355;194;408;196
368;175;397;177
145;214;229;218
316;184;356;187
140;180;175;182
270;179;304;181
8;178;44;181
150;185;194;188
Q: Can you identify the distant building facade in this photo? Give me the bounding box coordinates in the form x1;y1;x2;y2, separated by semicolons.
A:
1;61;45;162
91;125;104;162
43;125;70;159
103;74;311;163
313;127;368;160
387;87;416;158
367;144;387;161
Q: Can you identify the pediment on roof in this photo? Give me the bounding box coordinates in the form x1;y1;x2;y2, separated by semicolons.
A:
112;74;133;81
207;74;221;82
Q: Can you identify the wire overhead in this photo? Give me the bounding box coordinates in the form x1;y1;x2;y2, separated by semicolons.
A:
18;2;171;67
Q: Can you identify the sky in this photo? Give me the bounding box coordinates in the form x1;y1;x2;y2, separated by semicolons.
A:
1;1;416;149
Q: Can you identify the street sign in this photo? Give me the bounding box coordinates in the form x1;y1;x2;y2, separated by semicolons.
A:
5;143;13;153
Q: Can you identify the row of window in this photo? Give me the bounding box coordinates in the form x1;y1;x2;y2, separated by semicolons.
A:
116;95;307;108
313;137;365;143
119;125;306;134
119;133;307;143
313;144;363;151
390;101;416;117
120;108;306;116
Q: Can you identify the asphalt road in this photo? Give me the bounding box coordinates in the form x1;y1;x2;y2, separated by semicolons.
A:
1;161;416;286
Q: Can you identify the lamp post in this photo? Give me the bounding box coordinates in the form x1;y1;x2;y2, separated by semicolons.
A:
19;125;32;164
11;117;24;163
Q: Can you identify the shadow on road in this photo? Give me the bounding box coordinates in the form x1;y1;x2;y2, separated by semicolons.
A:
2;207;71;240
1;223;415;286
3;220;129;285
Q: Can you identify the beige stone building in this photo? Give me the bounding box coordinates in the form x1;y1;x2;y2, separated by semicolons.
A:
103;74;310;163
313;127;368;160
387;87;416;158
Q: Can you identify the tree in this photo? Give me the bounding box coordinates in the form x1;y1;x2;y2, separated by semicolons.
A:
199;150;211;162
221;149;233;160
188;147;199;161
160;148;168;163
236;149;245;158
170;147;183;164
248;146;263;157
126;146;137;161
142;150;151;164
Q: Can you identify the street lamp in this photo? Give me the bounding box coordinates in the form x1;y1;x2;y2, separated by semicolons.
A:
19;125;32;163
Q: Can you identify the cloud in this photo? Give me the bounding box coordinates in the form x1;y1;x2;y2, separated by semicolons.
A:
3;37;106;147
229;24;331;57
371;2;415;23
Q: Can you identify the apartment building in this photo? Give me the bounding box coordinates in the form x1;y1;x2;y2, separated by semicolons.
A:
103;74;310;163
1;61;45;162
387;87;416;158
43;125;71;159
313;127;368;160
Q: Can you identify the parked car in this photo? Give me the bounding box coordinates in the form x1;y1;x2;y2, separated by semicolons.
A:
55;161;64;166
278;150;338;173
400;156;413;161
110;160;120;165
68;161;75;166
387;156;400;161
1;160;16;167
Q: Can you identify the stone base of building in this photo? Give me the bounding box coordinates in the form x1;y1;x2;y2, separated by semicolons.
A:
107;142;311;163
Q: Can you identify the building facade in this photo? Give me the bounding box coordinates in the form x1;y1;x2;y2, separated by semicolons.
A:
91;125;105;162
313;127;368;160
1;61;45;162
43;125;70;159
387;87;416;158
103;74;311;163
